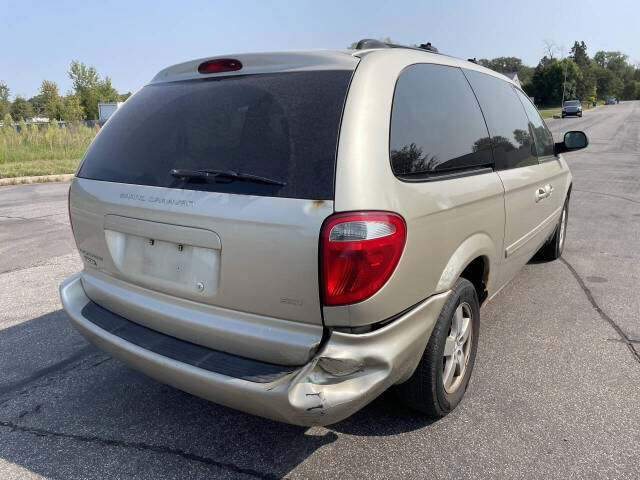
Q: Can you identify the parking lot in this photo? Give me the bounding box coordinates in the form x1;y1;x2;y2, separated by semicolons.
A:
1;101;639;479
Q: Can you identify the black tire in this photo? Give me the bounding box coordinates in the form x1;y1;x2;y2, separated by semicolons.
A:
395;277;480;418
536;197;569;261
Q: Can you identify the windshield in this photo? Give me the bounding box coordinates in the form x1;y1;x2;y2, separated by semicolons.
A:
78;70;354;200
564;100;580;106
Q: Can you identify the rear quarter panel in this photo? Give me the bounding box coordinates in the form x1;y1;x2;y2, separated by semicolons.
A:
325;51;506;327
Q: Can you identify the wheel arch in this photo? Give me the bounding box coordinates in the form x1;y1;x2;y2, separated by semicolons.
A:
435;233;495;305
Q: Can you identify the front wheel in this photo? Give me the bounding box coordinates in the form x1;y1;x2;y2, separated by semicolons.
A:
537;198;569;260
395;277;480;417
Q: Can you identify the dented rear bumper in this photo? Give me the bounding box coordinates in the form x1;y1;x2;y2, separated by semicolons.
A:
60;273;449;426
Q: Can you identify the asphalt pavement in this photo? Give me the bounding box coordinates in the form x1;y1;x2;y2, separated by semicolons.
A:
0;101;638;479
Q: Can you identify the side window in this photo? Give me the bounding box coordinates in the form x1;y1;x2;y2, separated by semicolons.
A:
513;88;555;158
463;69;537;170
390;63;493;178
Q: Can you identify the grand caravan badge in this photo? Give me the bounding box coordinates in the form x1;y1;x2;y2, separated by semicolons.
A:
119;193;195;207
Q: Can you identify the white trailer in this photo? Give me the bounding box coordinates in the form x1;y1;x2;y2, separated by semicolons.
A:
98;102;123;122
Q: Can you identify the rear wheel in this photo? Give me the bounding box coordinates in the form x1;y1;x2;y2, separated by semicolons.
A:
537;198;569;260
395;277;479;417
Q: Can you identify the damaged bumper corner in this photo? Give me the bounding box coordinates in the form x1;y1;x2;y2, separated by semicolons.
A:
61;274;449;426
286;290;449;425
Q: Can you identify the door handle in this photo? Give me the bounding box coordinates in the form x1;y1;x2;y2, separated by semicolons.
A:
545;184;554;197
535;187;548;202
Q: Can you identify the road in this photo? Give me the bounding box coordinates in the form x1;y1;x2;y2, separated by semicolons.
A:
0;101;639;479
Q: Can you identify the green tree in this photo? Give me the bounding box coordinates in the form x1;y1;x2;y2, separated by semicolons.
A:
575;64;596;101
59;93;84;121
569;41;596;100
476;57;533;83
570;41;589;67
593;51;607;68
68;60;100;119
485;57;524;74
68;60;121;119
39;80;61;119
594;65;623;98
621;80;638;100
10;96;34;121
530;58;581;105
28;93;45;116
0;81;10;119
594;51;631;79
97;76;119;102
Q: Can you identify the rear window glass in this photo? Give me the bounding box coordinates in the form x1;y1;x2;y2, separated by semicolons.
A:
78;70;354;200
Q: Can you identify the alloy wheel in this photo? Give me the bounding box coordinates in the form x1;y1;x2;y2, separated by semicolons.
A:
443;302;473;393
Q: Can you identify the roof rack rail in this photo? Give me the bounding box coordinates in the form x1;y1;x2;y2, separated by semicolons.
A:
354;39;440;54
417;42;438;53
355;39;390;50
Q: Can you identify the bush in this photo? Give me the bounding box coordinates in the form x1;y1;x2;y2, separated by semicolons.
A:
0;118;98;177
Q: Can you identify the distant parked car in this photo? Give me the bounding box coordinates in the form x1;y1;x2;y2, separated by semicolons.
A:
605;97;616;105
562;100;582;118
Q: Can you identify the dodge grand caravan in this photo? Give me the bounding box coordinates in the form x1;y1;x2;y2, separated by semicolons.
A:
60;39;588;426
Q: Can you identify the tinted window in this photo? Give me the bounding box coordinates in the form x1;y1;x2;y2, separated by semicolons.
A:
463;69;537;170
514;88;555;157
564;100;580;106
390;64;493;177
78;70;353;200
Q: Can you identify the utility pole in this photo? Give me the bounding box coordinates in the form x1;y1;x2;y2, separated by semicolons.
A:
561;49;569;106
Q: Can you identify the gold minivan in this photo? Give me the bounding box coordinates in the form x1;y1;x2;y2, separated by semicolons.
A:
60;40;588;426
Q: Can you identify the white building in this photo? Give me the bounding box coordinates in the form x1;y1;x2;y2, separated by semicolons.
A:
503;72;521;88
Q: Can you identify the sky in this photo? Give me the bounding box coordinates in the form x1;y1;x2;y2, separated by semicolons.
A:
2;0;639;100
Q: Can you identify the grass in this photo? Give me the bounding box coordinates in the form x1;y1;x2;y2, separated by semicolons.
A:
0;118;97;178
538;107;562;119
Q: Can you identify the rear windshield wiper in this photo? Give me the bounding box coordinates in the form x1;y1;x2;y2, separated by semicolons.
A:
170;168;286;186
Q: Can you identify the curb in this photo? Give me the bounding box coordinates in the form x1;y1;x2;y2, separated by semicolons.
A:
0;174;74;186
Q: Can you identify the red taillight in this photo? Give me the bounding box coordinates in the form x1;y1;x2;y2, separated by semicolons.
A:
198;58;242;74
67;185;73;232
320;212;406;306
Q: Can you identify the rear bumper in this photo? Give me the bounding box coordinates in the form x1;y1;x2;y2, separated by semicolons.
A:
60;273;449;426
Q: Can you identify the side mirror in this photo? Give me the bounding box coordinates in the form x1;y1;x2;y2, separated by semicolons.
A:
555;130;588;154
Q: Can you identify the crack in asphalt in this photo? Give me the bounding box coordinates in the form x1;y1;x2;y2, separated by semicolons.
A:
0;420;279;480
17;404;41;420
0;346;95;398
573;189;640;205
561;257;640;364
